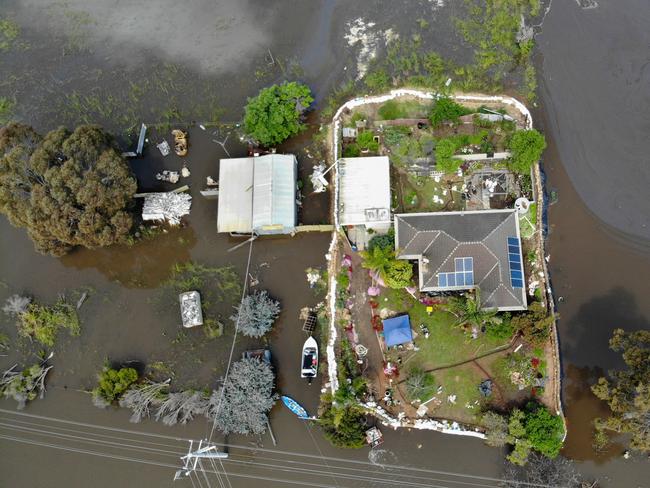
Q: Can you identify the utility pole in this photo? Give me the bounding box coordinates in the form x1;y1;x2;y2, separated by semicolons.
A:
173;439;228;480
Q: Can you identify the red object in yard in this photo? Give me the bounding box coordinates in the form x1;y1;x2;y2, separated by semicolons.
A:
371;315;383;331
531;387;537;397
369;300;378;309
531;357;540;368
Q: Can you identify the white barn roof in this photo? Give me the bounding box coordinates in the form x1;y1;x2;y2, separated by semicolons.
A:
217;154;297;234
338;156;391;226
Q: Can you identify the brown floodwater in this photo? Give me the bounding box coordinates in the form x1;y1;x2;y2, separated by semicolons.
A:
2;0;650;486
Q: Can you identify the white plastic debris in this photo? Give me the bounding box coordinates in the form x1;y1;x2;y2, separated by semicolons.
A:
179;291;203;328
206;176;217;186
157;140;171;156
142;192;192;225
181;165;191;178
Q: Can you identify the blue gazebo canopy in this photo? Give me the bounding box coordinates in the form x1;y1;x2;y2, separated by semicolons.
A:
382;315;413;347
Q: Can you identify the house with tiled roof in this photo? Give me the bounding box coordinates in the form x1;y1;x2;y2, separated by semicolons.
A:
394;209;527;311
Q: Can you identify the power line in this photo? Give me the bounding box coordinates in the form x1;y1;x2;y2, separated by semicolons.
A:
0;420;499;488
0;409;552;488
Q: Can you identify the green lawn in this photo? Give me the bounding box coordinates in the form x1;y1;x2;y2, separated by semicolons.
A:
380;288;509;370
425;365;485;424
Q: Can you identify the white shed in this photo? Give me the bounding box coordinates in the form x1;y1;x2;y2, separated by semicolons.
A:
217;154;297;235
338;156;391;231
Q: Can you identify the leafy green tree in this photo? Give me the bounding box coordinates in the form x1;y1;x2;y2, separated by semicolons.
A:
243;81;313;147
507;129;546;174
92;366;139;408
430;96;471;126
592;328;650;452
0;123;137;256
435;138;461;173
523;402;565;459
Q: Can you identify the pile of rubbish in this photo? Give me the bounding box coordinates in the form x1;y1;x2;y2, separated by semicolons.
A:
156;170;180;183
310;163;328;193
172;129;188;156
142;192;192;225
179;291;203;328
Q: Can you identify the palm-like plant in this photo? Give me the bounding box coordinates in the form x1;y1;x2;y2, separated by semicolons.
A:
445;290;499;331
360;245;395;278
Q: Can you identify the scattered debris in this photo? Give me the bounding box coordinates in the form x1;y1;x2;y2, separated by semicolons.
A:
157;140;171;156
478;379;492;397
156;170;180;184
365;427;384;448
181;164;191;178
172;129;188;156
76;292;88;310
206;176;218;186
310;163;328;193
179;291;203;328
142;192;192;225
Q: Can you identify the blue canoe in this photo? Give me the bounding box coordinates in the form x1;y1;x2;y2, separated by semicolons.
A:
281;395;309;419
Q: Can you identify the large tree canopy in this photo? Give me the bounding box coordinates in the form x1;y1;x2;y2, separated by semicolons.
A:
592;328;650;452
0;123;137;256
243;82;313;147
507;129;546;174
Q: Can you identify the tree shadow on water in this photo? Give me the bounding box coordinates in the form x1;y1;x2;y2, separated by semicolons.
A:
560;286;649;371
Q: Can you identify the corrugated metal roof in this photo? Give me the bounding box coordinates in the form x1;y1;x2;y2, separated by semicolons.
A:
339;156;391;226
217;158;254;233
217;154;296;234
252;154;297;234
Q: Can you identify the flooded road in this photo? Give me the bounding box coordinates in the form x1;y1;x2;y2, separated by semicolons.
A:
1;0;650;486
538;0;650;484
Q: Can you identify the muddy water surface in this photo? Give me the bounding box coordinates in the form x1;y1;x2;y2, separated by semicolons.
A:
2;0;650;486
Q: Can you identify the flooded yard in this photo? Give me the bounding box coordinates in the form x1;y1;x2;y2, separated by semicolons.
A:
1;0;650;486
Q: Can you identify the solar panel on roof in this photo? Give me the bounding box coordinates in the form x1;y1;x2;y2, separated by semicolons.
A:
438;273;447;287
507;236;524;289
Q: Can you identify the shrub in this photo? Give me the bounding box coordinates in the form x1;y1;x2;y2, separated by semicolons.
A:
243;81;313;146
384;260;413;288
343;143;361;157
367;228;395;252
336;270;350;290
430;96;471;126
364;69;391;92
485;315;515;341
435;138;462;173
16;299;80;347
231;290;281;338
357;131;379;152
510;302;554;346
92;366;139;407
378;100;406;120
507;129;547;174
483;411;509;447
319;397;367;449
405;367;436;402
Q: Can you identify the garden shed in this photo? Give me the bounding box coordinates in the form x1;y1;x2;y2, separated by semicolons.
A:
338;156;391;232
217;154;297;235
382;315;413;348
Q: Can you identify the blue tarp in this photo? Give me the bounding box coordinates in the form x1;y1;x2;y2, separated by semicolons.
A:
382;315;413;347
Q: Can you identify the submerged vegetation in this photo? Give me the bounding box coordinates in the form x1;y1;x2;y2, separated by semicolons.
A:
591;328;650;453
1;363;53;409
3;294;80;347
231;290;281;338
